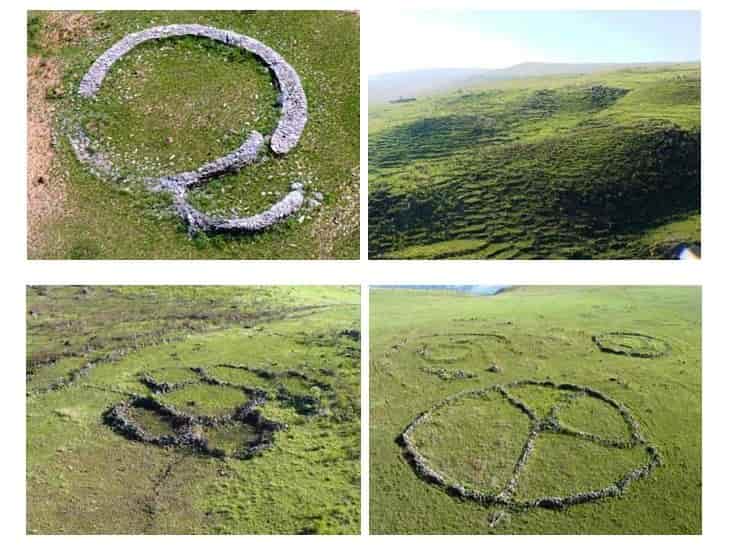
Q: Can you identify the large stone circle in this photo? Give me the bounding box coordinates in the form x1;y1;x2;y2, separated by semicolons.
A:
70;24;310;234
399;380;660;511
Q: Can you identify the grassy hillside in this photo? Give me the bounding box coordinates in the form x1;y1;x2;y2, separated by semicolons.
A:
27;286;360;534
368;65;700;259
368;62;684;105
28;11;359;259
370;286;701;533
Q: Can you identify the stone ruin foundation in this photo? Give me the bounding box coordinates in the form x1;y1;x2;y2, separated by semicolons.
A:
104;363;334;459
398;380;661;517
70;24;312;234
592;332;671;358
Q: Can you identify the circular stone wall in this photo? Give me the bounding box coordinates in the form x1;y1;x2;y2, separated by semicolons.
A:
70;24;310;234
104;363;334;459
592;332;671;358
399;380;660;511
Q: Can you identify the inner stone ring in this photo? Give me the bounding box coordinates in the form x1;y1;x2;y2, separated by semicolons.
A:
70;24;309;233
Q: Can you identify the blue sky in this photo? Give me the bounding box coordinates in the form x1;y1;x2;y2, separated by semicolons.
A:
365;11;700;75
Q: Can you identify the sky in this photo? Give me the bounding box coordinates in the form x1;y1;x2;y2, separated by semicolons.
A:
364;11;700;76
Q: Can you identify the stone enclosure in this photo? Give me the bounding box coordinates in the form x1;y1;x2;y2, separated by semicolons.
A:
70;24;311;234
399;380;661;513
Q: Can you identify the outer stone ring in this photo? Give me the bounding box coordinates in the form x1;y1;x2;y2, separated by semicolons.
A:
70;24;309;233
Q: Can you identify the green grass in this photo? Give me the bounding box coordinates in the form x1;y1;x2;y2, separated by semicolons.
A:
128;405;179;438
27;285;360;534
203;423;259;455
383;238;489;259
143;366;201;386
159;384;250;417
205;365;273;390
411;391;530;492
84;36;279;180
557;395;632;441
505;384;574;418
514;435;650;501
370;286;701;533
29;10;359;259
369;65;700;259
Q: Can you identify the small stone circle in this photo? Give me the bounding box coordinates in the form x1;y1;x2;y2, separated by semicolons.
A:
398;380;661;511
414;332;510;365
592;332;671;358
70;24;309;234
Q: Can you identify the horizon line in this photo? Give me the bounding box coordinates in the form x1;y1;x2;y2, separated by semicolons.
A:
368;59;701;78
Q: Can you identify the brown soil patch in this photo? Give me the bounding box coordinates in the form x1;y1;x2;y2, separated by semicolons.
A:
42;11;96;48
27;55;64;255
27;12;95;255
310;165;359;258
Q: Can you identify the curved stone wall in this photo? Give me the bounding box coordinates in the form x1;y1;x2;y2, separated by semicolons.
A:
71;24;310;234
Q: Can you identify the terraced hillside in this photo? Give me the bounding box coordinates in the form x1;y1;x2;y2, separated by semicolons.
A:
27;286;360;534
368;65;700;259
370;286;701;533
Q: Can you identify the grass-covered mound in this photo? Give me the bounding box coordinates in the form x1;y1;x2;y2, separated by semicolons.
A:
27;286;360;534
368;65;700;259
370;286;701;533
28;11;359;259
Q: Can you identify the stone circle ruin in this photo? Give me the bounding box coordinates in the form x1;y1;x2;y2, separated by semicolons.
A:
70;24;310;234
104;363;334;460
414;332;511;380
593;332;671;358
398;380;660;512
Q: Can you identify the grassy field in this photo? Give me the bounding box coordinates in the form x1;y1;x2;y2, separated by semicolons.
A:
370;286;701;533
27;286;360;534
27;11;359;259
368;65;700;259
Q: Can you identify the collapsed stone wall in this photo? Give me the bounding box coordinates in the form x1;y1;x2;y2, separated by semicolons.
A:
420;366;477;380
105;362;337;459
592;332;671;358
195;363;334;416
70;24;312;234
398;380;661;512
104;394;282;459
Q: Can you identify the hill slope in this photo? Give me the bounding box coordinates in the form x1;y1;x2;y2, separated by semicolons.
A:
368;62;691;105
368;64;701;259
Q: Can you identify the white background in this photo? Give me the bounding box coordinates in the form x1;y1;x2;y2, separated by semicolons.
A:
3;0;733;545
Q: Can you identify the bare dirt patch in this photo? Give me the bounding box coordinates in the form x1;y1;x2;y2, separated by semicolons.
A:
27;55;64;254
27;12;96;254
42;11;96;48
310;165;359;258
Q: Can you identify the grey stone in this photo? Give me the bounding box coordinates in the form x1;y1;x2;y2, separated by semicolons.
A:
71;24;309;234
